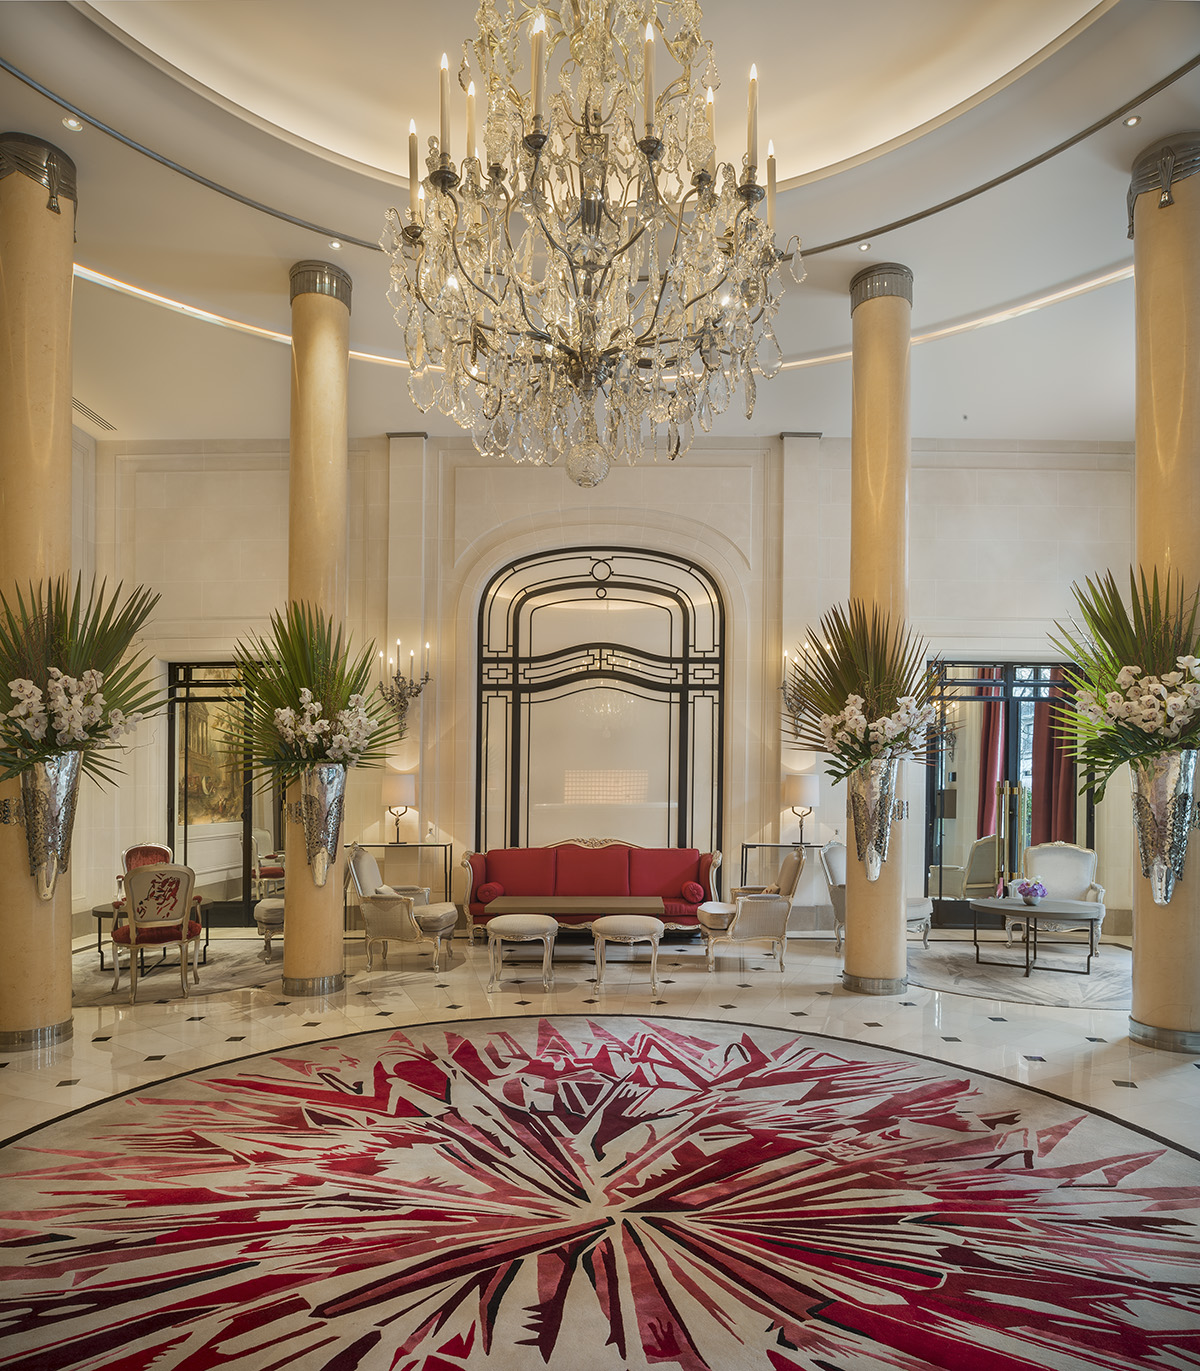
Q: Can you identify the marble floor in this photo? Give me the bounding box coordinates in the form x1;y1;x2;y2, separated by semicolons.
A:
2;930;1197;1152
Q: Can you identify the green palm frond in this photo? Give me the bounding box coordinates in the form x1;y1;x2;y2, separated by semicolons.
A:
226;602;401;785
1050;566;1200;798
785;601;940;782
0;576;162;783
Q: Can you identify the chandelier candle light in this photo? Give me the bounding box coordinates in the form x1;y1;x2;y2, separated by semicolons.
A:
378;639;432;738
383;1;802;487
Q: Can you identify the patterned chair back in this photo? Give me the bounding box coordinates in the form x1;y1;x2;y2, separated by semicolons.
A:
123;863;196;937
731;893;791;941
349;845;385;896
774;849;806;901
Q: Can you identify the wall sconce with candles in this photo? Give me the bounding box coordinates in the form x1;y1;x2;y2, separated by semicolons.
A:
377;639;431;737
382;771;417;844
783;772;819;845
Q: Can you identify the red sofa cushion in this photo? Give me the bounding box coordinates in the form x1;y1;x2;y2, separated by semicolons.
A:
630;848;700;898
554;844;630;897
681;880;705;903
476;881;504;904
485;848;556;896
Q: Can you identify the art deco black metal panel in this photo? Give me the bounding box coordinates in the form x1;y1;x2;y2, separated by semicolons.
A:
476;547;725;852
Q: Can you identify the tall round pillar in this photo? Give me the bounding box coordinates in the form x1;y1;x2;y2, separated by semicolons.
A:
282;260;351;998
844;263;912;995
0;135;77;1048
1128;135;1200;1052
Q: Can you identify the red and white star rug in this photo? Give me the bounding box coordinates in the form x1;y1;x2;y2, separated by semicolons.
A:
1;1016;1198;1369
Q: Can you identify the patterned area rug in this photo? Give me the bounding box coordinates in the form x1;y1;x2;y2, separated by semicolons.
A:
2;1016;1197;1370
906;940;1132;1009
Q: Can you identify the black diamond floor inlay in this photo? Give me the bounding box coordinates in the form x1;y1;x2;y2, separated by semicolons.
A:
187;1016;204;1022
144;1055;165;1062
989;1016;1007;1022
302;1023;321;1028
942;1036;961;1042
1113;1080;1138;1088
514;1000;531;1006
1086;1036;1106;1042
375;1012;393;1018
92;1037;110;1043
899;1001;916;1006
791;1011;808;1017
1024;1055;1045;1062
718;1003;737;1009
864;1022;882;1028
226;1036;245;1042
445;1004;463;1009
56;1079;79;1087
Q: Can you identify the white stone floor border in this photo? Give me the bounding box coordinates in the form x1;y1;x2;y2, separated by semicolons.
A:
1;929;1196;1151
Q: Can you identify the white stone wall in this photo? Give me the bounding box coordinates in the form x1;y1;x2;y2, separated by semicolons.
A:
71;433;1135;931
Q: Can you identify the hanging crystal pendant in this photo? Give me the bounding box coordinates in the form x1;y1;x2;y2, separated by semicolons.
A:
382;1;798;482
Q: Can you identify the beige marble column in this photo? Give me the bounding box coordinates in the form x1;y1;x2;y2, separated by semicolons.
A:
843;263;912;995
0;136;77;1048
1129;135;1200;1052
282;261;351;997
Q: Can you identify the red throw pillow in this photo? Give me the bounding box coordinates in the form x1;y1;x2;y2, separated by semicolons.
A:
476;881;504;904
681;880;705;903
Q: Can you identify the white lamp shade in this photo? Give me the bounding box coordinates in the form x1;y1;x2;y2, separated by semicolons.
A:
783;772;819;809
382;772;417;809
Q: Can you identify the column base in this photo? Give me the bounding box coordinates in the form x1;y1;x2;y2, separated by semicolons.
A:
842;972;907;995
1129;1016;1200;1054
0;1018;73;1051
282;973;345;998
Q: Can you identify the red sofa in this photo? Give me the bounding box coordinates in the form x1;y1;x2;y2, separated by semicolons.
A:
462;839;722;935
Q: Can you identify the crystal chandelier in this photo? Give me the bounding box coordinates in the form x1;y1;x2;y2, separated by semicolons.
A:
382;0;803;487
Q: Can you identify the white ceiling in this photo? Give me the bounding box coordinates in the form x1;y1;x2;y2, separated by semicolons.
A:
2;0;1199;445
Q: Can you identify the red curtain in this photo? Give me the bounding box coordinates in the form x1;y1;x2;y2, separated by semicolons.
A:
976;668;1005;837
1032;668;1076;844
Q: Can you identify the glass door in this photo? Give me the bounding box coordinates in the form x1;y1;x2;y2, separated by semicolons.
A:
167;664;282;926
926;662;1093;926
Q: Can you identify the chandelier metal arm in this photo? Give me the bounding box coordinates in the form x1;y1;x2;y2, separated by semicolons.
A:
443;198;505;310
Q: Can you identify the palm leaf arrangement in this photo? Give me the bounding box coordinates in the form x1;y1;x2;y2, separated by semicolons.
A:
228;602;401;784
786;601;940;783
0;576;161;783
1051;567;1200;800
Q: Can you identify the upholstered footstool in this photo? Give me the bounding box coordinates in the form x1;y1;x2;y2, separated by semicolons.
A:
486;913;558;992
697;900;736;934
254;898;285;961
591;914;666;995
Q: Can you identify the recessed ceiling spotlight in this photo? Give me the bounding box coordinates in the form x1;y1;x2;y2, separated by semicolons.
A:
61;116;83;132
858;241;871;251
329;239;342;250
1124;114;1142;128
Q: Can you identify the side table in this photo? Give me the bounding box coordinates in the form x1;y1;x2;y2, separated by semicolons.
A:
969;897;1104;976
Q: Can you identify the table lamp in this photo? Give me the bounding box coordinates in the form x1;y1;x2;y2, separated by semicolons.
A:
783;772;819;844
383;772;417;843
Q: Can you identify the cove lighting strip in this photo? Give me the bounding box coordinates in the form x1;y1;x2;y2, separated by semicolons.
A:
75;261;1133;375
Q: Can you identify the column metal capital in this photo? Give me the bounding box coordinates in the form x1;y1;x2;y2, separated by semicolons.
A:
0;133;77;215
1128;132;1200;238
289;260;353;312
849;262;913;315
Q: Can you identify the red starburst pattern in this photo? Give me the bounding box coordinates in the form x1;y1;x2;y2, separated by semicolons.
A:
1;1017;1198;1370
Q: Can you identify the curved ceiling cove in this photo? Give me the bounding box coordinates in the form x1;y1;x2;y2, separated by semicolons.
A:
85;0;1109;179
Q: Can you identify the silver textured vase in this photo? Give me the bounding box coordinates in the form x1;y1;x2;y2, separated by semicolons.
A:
1131;749;1197;906
848;756;899;882
298;762;346;887
20;752;82;901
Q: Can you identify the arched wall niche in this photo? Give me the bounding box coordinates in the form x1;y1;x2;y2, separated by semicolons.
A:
410;440;784;890
474;545;726;853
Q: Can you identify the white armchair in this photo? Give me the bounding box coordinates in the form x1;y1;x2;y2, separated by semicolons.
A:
1005;841;1105;952
928;833;999;901
697;847;804;933
700;893;791;971
346;844;459;972
820;841;932;951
